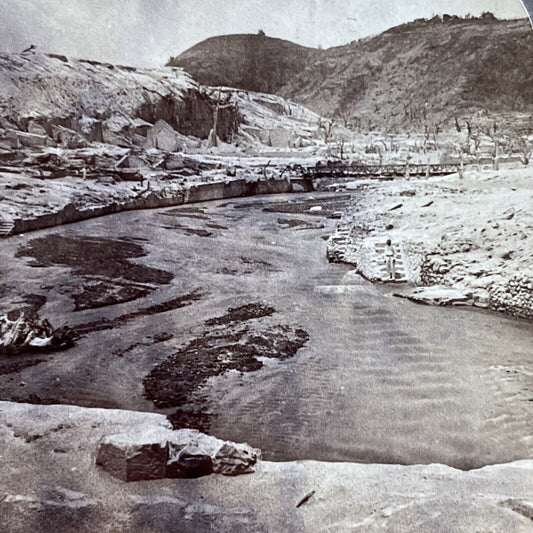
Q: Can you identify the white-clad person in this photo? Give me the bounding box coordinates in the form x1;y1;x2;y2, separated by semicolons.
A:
385;239;396;281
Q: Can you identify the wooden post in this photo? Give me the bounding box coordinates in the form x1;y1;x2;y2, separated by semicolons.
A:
459;151;464;179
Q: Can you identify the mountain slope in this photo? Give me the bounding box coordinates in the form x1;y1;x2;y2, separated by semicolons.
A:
169;17;533;132
167;34;321;95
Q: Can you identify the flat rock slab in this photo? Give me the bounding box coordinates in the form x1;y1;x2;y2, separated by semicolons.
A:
395;285;471;306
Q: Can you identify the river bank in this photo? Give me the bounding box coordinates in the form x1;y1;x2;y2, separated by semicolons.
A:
327;167;533;319
1;401;532;533
0;149;315;237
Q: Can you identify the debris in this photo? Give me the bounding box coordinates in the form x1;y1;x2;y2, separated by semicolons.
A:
0;310;73;356
388;203;403;211
296;490;316;508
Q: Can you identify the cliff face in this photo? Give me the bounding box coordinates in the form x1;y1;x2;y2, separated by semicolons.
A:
0;52;238;143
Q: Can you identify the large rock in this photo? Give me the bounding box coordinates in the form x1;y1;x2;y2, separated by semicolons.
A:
169;429;260;477
6;129;47;147
395;285;471;306
95;427;172;482
96;427;260;481
213;442;259;475
146;120;182;152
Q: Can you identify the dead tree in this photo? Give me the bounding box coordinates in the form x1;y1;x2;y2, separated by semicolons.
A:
320;120;335;143
518;138;532;166
208;88;236;148
481;122;501;170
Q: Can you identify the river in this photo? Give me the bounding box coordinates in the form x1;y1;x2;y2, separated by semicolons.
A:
0;191;531;469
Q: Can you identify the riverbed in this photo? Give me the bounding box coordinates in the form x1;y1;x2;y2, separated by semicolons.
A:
0;191;531;469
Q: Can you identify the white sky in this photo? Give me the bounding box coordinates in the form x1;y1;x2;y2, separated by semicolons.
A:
0;0;529;67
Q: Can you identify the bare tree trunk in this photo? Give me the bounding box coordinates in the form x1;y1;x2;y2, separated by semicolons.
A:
208;88;222;148
493;141;499;170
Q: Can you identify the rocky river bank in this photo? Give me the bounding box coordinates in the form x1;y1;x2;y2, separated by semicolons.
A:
1;400;533;533
327;167;533;320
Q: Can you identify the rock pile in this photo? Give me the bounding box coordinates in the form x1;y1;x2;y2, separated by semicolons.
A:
96;427;260;482
490;274;533;319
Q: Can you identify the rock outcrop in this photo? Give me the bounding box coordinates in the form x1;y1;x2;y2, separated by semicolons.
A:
0;52;238;145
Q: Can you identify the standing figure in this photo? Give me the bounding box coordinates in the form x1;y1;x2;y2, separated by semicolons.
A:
385;239;396;280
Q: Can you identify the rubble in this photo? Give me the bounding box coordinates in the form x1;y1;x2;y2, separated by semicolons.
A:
0;310;72;356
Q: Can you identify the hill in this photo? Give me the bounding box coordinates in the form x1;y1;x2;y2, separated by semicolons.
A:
167;34;321;95
169;17;533;132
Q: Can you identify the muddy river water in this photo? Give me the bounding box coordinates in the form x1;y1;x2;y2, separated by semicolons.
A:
0;192;532;469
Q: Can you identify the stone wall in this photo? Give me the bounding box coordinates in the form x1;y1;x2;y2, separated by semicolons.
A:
489;274;533;319
420;255;451;286
9;177;314;237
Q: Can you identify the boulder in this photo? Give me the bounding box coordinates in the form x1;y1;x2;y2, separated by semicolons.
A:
146;120;181;152
96;427;260;481
396;286;471;306
169;429;260;477
126;155;147;168
212;442;259;475
51;125;88;149
8;129;47;147
166;446;213;478
268;126;292;148
1;131;20;148
27;120;48;136
96;427;174;482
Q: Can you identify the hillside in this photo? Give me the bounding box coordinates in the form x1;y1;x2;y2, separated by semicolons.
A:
0;51;339;154
0;52;238;144
167;34;320;95
169;17;533;132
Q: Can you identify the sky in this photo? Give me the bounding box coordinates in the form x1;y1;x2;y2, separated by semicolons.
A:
1;0;530;67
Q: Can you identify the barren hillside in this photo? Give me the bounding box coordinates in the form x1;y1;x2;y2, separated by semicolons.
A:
169;16;533;132
167;34;320;95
